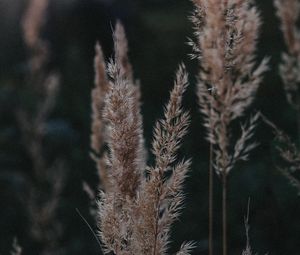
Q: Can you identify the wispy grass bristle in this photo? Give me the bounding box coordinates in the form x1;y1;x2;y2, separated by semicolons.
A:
190;1;268;254
93;22;193;255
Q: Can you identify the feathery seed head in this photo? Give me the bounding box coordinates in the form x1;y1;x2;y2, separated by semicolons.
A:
192;0;268;175
97;22;193;255
275;0;300;110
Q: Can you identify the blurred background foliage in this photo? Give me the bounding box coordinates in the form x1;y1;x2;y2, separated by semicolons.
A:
0;0;299;254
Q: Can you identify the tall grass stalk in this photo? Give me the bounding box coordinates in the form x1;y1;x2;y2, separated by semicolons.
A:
18;0;65;253
189;1;268;254
274;0;300;142
270;0;300;193
92;22;195;255
209;140;213;255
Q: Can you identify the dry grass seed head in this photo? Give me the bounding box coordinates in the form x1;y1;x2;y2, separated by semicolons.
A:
275;0;300;109
97;21;193;255
132;65;191;255
22;0;49;49
192;0;268;175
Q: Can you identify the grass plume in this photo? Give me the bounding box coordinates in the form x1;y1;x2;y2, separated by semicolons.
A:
190;1;268;254
90;42;110;193
94;22;193;255
262;114;300;194
274;0;300;139
90;21;145;194
17;0;65;253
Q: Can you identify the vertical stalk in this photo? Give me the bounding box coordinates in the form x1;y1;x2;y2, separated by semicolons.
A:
296;94;300;144
209;142;213;255
297;108;300;145
222;173;227;255
208;86;215;255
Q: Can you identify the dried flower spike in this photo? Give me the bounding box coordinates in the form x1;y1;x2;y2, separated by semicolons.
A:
96;22;193;255
191;1;268;255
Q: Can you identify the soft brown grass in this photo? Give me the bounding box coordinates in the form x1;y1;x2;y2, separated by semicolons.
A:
266;0;300;194
18;0;65;253
275;0;300;137
262;114;300;194
92;22;194;255
6;0;299;254
190;1;268;254
90;42;110;193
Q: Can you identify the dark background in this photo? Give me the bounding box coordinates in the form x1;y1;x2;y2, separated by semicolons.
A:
0;0;299;254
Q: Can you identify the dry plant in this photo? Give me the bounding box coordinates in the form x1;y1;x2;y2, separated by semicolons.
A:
83;42;110;216
189;1;268;255
241;201;255;255
87;22;144;221
91;22;195;255
262;114;300;194
83;43;109;207
240;200;268;255
272;0;300;194
274;0;300;136
89;22;144;195
17;0;65;253
10;239;22;255
88;42;110;195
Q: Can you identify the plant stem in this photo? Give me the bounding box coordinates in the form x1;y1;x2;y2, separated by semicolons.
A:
209;142;213;255
297;107;300;145
222;173;227;255
295;93;300;145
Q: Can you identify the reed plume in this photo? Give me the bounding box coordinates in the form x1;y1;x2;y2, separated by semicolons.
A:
90;21;144;194
273;128;300;194
22;0;48;49
131;65;191;255
190;1;268;254
94;22;193;255
18;0;65;253
98;59;144;254
274;0;300;114
270;0;300;194
22;0;50;73
90;42;110;193
262;114;300;194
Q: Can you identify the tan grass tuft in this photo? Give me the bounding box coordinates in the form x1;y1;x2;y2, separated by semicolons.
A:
95;22;193;255
190;1;268;254
275;0;300;110
18;0;65;253
22;0;49;49
90;22;145;193
131;64;191;255
90;42;111;192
